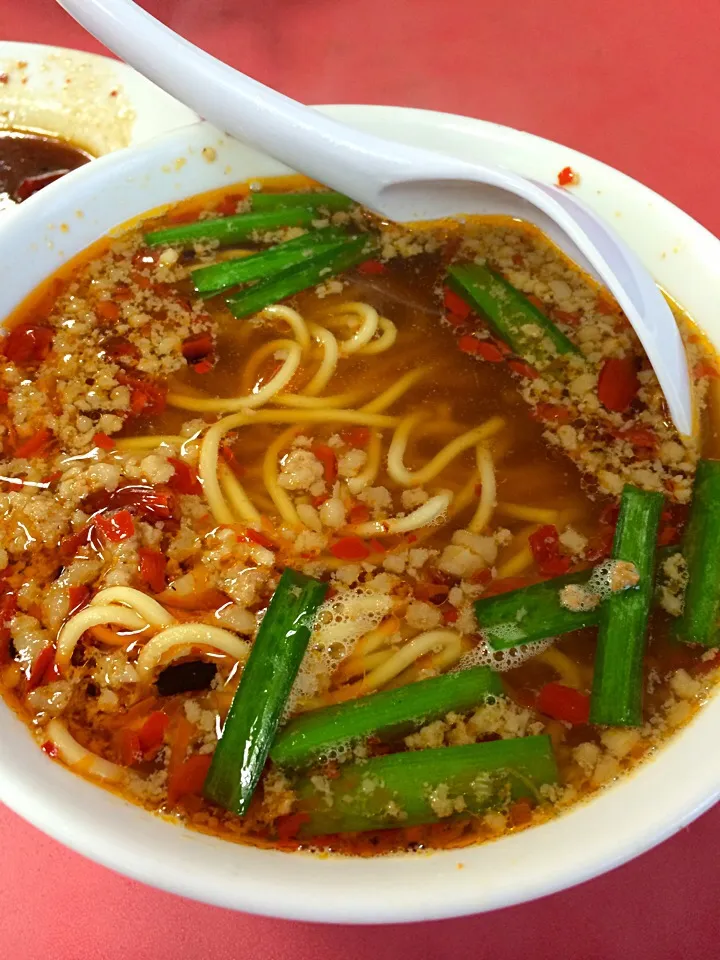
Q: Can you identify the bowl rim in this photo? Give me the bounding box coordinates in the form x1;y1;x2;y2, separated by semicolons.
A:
0;104;719;924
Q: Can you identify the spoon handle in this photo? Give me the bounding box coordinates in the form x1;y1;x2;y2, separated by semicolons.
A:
55;0;440;198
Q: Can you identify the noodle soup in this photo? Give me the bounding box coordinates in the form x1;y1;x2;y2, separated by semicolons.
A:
0;176;717;855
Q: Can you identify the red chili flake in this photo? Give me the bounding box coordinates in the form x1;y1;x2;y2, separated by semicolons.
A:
95;509;135;543
182;333;214;362
121;377;167;417
557;166;579;187
443;287;471;321
86;484;175;523
442;606;459;623
598;357;639;412
458;336;505;362
0;389;8;405
595;297;617;316
220;444;245;477
93;432;115;451
138;548;167;594
244;528;277;551
275;812;310;843
3;323;53;365
103;336;139;361
694;360;720;380
137;711;170;753
357;259;386;275
0;74;8;85
41;740;58;758
27;645;57;691
508;799;535;826
531;403;572;424
68;585;90;616
507;359;539;380
15;170;71;202
553;309;581;326
616;427;657;449
536;682;590;724
330;536;371;561
406;534;418;543
368;538;386;554
528;525;570;577
312;444;338;484
95;300;120;322
193;359;213;374
14;428;53;459
348;503;371;525
167;457;202;496
0;590;17;665
118;729;143;767
214;194;246;216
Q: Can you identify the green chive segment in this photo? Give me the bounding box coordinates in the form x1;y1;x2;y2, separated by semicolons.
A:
271;666;503;770
475;569;602;649
251;191;353;212
446;262;580;365
590;485;663;727
674;458;720;647
292;736;558;836
203;569;328;815
191;226;350;297
145;207;321;248
224;234;377;318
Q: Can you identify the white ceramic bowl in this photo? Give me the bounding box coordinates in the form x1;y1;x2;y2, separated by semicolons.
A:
0;40;196;151
0;109;718;924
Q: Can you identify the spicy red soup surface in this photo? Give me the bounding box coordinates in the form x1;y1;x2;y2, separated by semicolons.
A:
0;174;717;855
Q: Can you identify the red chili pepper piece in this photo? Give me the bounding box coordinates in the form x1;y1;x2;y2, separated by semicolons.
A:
536;682;590;724
330;536;371;561
0;389;9;405
138;548;167;593
368;538;386;554
458;336;505;362
243;528;277;551
529;525;571;576
118;729;143;767
275;811;310;842
93;432;115;451
15;169;71;201
103;336;139;361
3;323;53;365
0;589;17;664
443;287;472;321
121;376;167;417
357;259;386;275
14;427;53;459
95;300;120;322
168;754;213;802
556;166;579;187
531;403;572;424
312;443;338;484
182;333;214;362
218;445;244;479
41;740;59;758
95;509;135;543
597;356;639;412
348;503;371;525
27;645;57;691
68;585;90;616
137;710;170;753
167;457;202;496
507;359;539;380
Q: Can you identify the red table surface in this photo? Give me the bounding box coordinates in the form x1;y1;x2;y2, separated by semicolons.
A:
3;1;720;957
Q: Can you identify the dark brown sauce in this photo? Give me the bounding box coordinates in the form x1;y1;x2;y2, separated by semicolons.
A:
0;130;91;212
